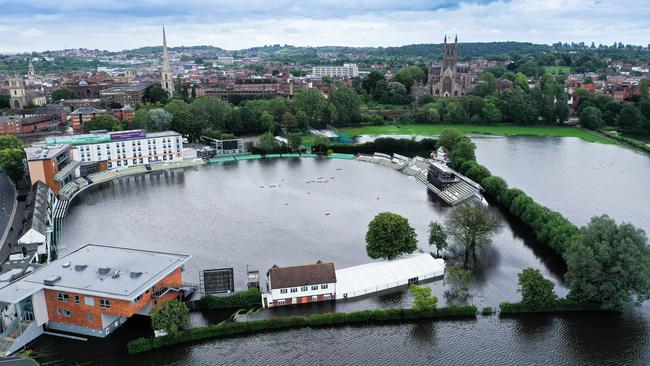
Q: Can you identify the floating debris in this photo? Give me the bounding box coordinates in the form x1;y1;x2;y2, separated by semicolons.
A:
330;177;335;179
377;197;380;200
284;203;288;206
307;192;311;194
336;168;343;171
259;186;264;188
281;178;285;182
269;185;276;188
325;213;330;216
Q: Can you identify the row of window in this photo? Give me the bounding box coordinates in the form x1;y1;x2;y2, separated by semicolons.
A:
57;292;111;309
279;284;329;294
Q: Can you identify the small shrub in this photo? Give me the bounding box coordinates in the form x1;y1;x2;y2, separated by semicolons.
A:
481;307;495;316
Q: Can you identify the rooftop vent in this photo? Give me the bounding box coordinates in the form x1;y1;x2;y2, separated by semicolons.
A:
75;264;88;272
43;275;61;286
130;271;143;279
98;267;111;275
62;262;71;268
112;271;121;279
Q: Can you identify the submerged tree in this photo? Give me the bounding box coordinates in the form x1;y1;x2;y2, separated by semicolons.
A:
428;220;448;257
444;203;501;267
445;264;473;300
409;284;438;311
565;215;650;310
151;300;189;336
517;268;558;307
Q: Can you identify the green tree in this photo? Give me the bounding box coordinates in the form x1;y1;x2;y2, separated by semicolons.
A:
287;133;302;152
473;72;498;97
0;148;25;182
513;72;529;91
147;108;172;131
517;268;558;307
446;102;469;123
444;203;501;267
579;106;604;130
428;221;448;256
436;128;461;150
565;215;650;310
409;284;438;311
394;66;425;92
147;83;169;104
0;94;9;109
281;112;297;132
257;131;278;153
446;263;473;299
329;86;361;126
84;115;119;132
51;87;77;101
0;136;24;150
311;136;331;153
481;101;502;123
617;103;646;132
259;111;276;133
150;300;189;336
365;212;418;260
293;89;326;127
450;137;476;168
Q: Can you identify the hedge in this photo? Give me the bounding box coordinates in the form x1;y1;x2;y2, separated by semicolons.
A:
599;130;650;154
127;305;478;354
198;288;262;310
499;299;609;315
330;137;437;156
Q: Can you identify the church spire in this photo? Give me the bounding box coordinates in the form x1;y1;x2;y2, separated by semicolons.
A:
161;26;174;98
444;34;447;44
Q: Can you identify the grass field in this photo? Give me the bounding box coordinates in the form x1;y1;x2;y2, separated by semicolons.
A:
544;66;572;74
339;124;613;144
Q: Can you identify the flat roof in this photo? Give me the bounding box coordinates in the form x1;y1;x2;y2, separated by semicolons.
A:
335;253;445;297
0;244;190;303
25;144;70;161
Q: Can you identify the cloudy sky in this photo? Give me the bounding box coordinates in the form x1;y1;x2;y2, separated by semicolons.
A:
1;0;649;53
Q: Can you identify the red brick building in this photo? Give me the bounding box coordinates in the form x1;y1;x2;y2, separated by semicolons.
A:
0;244;191;356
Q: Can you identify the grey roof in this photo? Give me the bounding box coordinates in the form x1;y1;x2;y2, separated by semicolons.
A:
70;107;107;115
18;244;190;301
146;131;182;138
20;181;51;238
25;144;70;161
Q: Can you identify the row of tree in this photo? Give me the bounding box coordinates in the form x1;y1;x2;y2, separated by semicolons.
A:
575;82;650;134
441;129;650;310
0;136;25;182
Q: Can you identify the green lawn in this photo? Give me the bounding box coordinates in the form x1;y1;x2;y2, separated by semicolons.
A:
544;66;572;74
339;124;613;144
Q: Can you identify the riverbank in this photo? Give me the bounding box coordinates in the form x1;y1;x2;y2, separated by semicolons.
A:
339;124;613;144
128;305;478;354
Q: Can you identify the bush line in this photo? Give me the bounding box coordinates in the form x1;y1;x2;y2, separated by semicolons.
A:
127;305;478;354
197;288;262;310
599;130;650;154
499;299;609;315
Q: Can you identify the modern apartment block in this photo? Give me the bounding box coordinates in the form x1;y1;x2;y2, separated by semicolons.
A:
312;64;359;78
25;144;78;195
0;244;191;356
46;129;184;170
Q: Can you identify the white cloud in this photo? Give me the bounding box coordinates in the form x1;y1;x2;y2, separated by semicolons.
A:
0;0;648;52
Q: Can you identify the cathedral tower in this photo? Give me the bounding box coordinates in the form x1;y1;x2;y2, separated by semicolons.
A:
9;75;27;110
442;34;458;73
161;26;174;98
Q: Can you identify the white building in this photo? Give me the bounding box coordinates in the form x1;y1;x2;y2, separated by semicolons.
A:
12;182;55;263
262;262;336;308
312;64;359;78
47;130;183;170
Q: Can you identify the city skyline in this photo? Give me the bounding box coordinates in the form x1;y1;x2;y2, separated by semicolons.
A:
1;0;649;53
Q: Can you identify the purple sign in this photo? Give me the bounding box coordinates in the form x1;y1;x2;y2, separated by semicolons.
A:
110;130;147;141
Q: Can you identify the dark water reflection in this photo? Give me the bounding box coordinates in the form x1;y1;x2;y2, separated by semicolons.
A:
26;137;650;365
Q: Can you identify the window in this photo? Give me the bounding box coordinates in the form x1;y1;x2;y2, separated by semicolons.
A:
132;295;142;304
84;297;95;306
74;295;80;304
280;289;288;294
312;296;318;301
99;299;111;309
311;285;318;291
278;299;285;305
88;314;93;322
62;309;72;318
320;284;328;290
300;286;308;292
290;287;298;293
57;293;70;302
408;277;418;284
